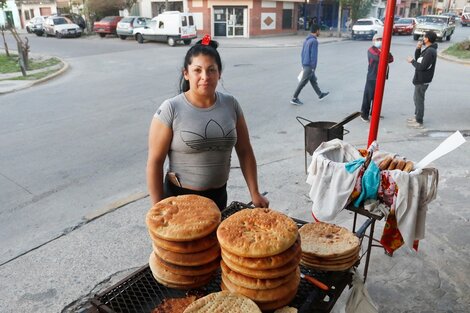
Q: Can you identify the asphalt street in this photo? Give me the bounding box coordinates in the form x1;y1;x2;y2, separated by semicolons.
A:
0;27;469;312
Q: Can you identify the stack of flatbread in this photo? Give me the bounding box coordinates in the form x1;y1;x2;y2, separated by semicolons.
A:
217;208;301;311
299;222;360;271
146;195;221;289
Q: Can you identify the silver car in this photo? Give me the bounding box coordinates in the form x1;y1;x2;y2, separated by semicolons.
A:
116;16;151;40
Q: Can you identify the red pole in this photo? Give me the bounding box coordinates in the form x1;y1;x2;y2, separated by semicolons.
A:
367;0;397;147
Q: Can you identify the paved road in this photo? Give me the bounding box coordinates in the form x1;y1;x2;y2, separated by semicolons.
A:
0;27;469;312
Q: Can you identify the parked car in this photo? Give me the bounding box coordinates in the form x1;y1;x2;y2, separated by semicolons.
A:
93;16;123;38
56;13;86;30
440;12;459;25
26;16;47;34
133;11;197;46
380;15;401;24
461;13;470;26
37;16;82;38
413;15;455;41
116;16;151;40
392;18;417;35
351;18;384;40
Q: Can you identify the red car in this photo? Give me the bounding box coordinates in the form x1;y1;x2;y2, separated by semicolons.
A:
392;18;417;35
93;16;123;37
462;13;470;27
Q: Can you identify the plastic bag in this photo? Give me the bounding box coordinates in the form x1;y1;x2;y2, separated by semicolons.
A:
342;269;378;313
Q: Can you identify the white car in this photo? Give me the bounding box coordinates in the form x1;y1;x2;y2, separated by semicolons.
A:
40;16;82;38
351;18;384;40
26;16;47;34
116;16;151;40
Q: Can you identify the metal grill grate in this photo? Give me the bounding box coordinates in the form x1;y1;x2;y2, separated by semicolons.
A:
91;202;353;313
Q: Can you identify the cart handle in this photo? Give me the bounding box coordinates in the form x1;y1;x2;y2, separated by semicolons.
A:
296;116;314;127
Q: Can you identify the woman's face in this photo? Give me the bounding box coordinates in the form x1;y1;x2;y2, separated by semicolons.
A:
184;54;220;97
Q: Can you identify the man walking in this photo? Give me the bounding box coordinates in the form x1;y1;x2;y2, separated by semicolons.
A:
360;33;394;122
406;31;438;129
291;24;329;106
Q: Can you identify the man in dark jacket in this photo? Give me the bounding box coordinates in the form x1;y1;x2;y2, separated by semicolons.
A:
406;30;438;129
290;24;329;106
360;33;394;122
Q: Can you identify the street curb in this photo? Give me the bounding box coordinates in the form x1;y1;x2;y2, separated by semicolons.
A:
438;51;470;65
0;57;69;95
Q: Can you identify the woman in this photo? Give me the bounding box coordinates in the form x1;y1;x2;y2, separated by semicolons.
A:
146;36;269;210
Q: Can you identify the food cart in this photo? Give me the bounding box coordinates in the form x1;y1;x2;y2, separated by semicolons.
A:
90;200;380;313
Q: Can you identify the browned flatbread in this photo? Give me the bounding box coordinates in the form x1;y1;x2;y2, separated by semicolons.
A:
155;253;220;277
153;242;220;266
182;291;261;313
146;195;221;241
301;253;358;266
300;256;358;271
222;249;301;279
221;238;301;270
274;307;298;313
220;281;297;312
256;289;297;312
221;260;299;290
388;158;399;170
403;160;414;172
378;156;393;170
396;159;406;170
149;230;219;254
217;208;298;258
149;252;214;287
301;245;360;262
299;222;359;258
221;269;300;303
152;295;197;313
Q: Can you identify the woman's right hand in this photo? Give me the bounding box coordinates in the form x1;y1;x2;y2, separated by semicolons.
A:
251;192;270;208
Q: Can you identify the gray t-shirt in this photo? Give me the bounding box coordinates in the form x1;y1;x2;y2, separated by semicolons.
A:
154;92;243;189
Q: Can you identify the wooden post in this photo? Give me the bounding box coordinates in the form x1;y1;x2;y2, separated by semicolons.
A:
1;26;10;57
17;42;27;76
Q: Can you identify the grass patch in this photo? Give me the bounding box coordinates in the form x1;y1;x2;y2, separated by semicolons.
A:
0;53;61;73
9;69;59;81
444;40;470;59
0;54;20;73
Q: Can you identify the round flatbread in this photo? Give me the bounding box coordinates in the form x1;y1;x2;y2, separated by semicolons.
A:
255;289;297;312
217;208;298;258
299;222;359;258
300;256;358;271
222;249;301;279
183;291;261;313
149;252;214;287
221;269;300;303
301;244;360;261
146;195;221;241
274;307;298;313
221;260;299;290
222;238;301;270
155;253;220;277
153;242;220;266
149;231;219;254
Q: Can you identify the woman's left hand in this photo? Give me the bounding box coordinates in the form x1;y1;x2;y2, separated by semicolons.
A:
251;193;270;208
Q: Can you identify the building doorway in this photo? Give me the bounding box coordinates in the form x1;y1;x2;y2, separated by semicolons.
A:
213;6;246;37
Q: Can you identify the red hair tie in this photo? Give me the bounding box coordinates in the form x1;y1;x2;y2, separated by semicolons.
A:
201;34;211;46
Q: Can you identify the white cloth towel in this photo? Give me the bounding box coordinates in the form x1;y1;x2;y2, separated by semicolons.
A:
306;139;362;221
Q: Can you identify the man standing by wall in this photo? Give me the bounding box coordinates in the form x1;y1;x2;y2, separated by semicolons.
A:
406;31;438;129
290;24;329;106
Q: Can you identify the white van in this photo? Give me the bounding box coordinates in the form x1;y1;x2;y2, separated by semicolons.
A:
134;11;197;46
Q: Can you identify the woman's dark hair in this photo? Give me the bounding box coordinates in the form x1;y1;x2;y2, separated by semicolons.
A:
179;38;222;92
